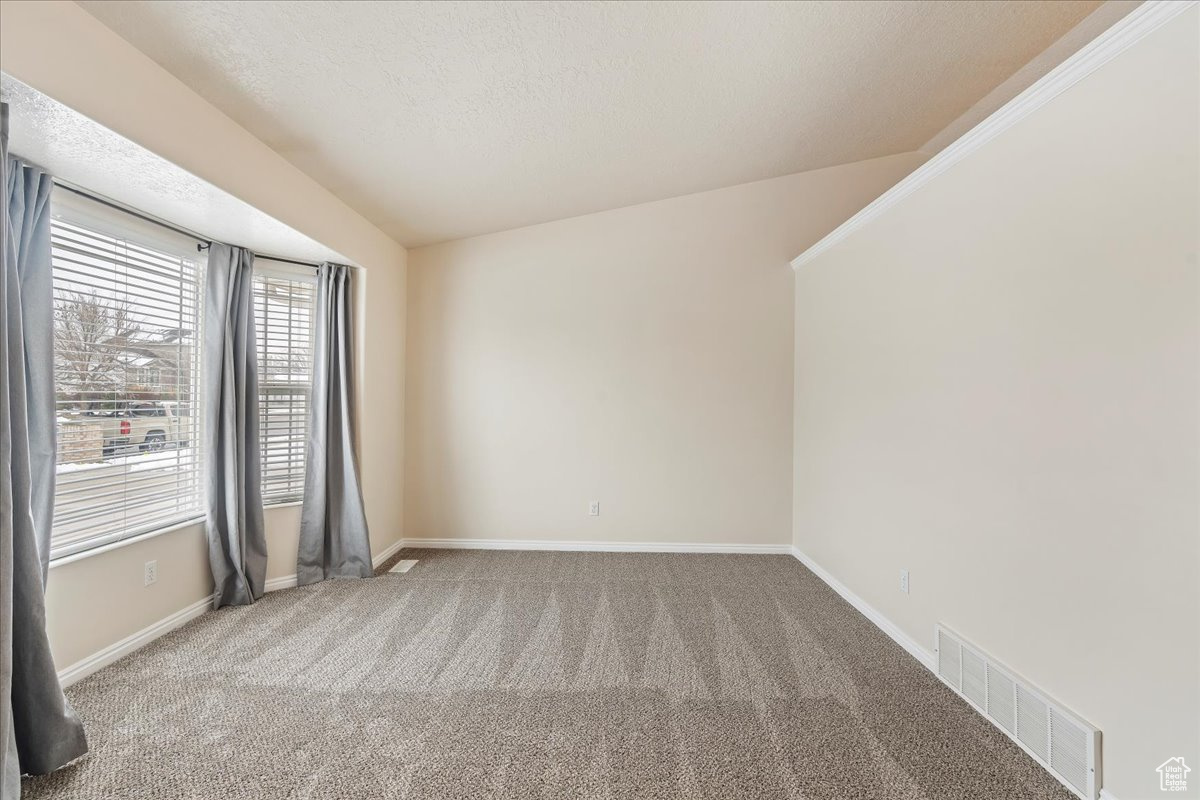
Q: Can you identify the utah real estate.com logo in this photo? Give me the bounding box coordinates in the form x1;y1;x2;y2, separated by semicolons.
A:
1157;757;1190;793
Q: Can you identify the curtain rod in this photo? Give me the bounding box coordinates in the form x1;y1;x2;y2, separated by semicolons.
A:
53;181;324;270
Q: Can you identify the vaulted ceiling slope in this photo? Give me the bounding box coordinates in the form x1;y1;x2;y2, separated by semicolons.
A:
78;0;1103;247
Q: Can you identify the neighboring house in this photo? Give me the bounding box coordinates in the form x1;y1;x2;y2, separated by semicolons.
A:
53;307;195;411
121;328;194;403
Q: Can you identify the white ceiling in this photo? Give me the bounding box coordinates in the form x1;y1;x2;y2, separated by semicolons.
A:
1;75;347;265
77;0;1103;247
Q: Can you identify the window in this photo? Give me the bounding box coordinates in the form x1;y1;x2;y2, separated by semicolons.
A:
50;193;204;559
47;191;320;556
254;268;315;504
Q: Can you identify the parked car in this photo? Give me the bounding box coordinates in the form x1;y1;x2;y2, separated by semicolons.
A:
93;401;189;457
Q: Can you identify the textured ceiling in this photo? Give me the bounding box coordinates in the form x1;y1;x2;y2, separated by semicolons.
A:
1;75;347;264
77;0;1102;247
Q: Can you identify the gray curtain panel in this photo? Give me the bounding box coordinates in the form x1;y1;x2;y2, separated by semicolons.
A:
297;263;372;585
1;103;88;795
203;243;267;608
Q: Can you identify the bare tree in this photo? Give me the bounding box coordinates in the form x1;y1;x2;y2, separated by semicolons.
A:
53;292;142;410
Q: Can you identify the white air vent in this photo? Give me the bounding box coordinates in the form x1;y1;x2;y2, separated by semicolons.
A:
388;559;419;574
934;625;1101;800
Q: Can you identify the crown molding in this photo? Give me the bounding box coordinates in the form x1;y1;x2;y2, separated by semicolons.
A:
791;0;1196;270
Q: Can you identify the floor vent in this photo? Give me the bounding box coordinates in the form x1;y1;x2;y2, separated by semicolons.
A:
388;559;419;574
934;625;1101;800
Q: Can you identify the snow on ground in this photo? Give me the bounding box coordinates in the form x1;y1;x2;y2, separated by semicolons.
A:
57;449;196;475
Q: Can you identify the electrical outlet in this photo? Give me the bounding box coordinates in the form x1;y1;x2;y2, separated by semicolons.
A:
588;501;600;516
899;568;909;594
144;560;158;586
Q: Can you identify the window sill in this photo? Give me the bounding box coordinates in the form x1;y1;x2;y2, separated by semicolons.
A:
48;501;306;568
49;515;206;569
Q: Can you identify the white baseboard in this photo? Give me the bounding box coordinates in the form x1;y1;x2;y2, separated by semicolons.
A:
57;595;211;688
790;546;936;672
399;537;793;554
262;536;408;592
1099;789;1121;800
372;536;407;567
264;574;298;592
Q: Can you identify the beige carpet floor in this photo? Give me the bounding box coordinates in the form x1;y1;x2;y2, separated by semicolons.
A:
24;549;1073;799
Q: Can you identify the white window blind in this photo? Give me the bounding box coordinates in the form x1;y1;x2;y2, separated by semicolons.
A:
50;193;204;559
254;268;315;504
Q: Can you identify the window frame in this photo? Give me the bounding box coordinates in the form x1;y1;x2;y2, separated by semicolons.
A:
48;189;207;561
253;260;317;506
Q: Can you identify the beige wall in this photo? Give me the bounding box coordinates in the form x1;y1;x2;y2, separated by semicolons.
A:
47;508;298;669
3;1;407;673
405;152;924;547
359;260;408;546
791;10;1199;800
